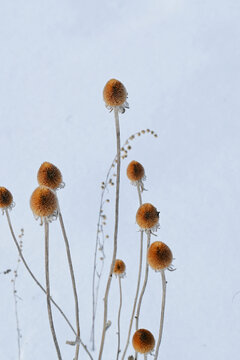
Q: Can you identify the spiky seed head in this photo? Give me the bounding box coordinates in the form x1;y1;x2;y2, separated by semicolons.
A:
132;329;155;354
0;187;13;209
113;259;126;277
37;162;63;190
148;241;173;271
103;79;127;107
127;161;145;182
30;186;57;217
136;203;159;230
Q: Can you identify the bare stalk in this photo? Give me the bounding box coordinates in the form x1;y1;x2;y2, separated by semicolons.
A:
116;276;123;360
135;232;151;359
154;271;167;360
58;208;80;360
98;108;121;360
5;209;93;360
121;183;143;360
44;218;62;359
144;354;148;360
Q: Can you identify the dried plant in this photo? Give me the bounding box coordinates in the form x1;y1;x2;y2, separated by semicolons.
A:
1;78;174;360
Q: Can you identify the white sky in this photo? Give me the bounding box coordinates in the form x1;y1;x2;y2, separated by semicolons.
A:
0;1;240;359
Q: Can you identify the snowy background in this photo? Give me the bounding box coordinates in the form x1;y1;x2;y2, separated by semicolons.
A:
0;0;240;359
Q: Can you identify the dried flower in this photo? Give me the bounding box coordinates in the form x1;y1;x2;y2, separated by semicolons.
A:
0;187;14;212
132;329;155;354
113;259;126;278
127;160;146;191
103;79;129;114
30;186;58;222
37;162;64;190
136;203;159;231
148;241;173;271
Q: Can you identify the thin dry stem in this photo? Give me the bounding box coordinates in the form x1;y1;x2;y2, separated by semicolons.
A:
98;108;121;360
154;271;167;360
135;232;151;359
121;183;143;360
5;209;93;360
116;276;123;360
44;219;62;360
58;208;80;360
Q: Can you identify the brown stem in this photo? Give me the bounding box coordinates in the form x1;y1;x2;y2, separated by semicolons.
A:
98;108;121;360
58;209;81;360
154;271;167;360
44;219;62;359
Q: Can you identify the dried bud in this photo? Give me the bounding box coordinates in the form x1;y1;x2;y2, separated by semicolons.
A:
132;329;155;354
103;79;129;113
127;161;145;182
0;187;14;211
136;203;159;231
37;162;64;190
30;186;58;220
113;259;126;277
148;241;173;271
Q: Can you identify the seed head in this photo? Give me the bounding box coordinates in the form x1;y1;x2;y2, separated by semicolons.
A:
30;186;58;220
113;259;126;278
136;203;159;231
132;329;155;354
127;161;145;182
103;79;129;113
37;162;64;190
0;187;14;210
148;241;173;271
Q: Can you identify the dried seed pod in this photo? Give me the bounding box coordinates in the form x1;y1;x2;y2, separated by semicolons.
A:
0;187;14;210
103;79;129;113
37;162;64;190
132;329;155;354
113;259;126;277
127;161;145;182
148;241;173;271
30;186;58;220
136;203;159;231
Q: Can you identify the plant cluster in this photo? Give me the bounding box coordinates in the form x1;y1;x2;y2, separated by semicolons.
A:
1;79;174;360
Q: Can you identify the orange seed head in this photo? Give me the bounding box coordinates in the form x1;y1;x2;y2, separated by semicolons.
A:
127;161;145;182
37;162;63;190
136;203;159;230
0;187;13;209
113;259;126;276
132;329;155;354
30;186;57;218
103;79;127;107
148;241;173;271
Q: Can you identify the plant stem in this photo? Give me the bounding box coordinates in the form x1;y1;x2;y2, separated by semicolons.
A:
5;211;93;360
154;271;167;360
44;218;62;360
98;108;121;360
121;183;143;360
116;276;122;360
144;354;147;360
58;209;81;360
135;231;151;360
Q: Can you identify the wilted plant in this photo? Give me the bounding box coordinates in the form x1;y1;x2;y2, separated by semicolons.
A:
2;78;174;360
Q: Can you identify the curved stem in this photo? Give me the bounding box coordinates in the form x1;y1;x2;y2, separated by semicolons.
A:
58;209;81;360
135;231;151;359
5;210;93;360
98;108;121;360
154;271;167;360
44;219;62;359
121;184;143;360
116;277;122;360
